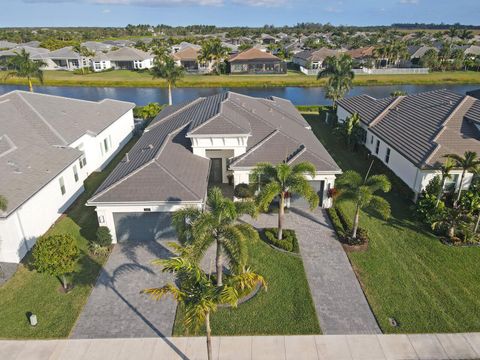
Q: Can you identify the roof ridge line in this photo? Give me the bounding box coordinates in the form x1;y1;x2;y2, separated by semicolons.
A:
154;161;203;200
286;146;306;165
369;96;405;127
229;129;279;167
147;97;204;131
16;92;69;146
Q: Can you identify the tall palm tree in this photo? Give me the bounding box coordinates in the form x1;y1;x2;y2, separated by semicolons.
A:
317;54;354;109
151;57;185;106
252;162;319;241
199;39;229;74
172;187;258;287
5;49;46;92
336;169;391;239
72;44;94;74
445;151;480;204
143;254;266;360
0;195;7;212
436;157;455;207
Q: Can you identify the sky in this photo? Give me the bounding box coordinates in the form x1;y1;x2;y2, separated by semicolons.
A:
0;0;478;28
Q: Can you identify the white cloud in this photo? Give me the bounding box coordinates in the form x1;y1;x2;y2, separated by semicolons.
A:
398;0;418;4
24;0;224;5
101;8;111;12
232;0;287;7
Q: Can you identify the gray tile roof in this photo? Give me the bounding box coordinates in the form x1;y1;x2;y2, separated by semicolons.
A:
337;95;397;125
90;92;341;205
0;41;18;49
338;89;480;168
293;48;341;62
47;46;81;60
106;47;153;61
0;91;134;217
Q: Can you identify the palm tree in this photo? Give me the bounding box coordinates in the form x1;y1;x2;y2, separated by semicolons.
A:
459;29;474;40
151;57;185;106
317;54;354;109
337;112;362;147
72;44;94;74
5;49;46;92
172;187;258;287
199;39;229;74
251;162;319;241
143;254;266;360
0;195;7;212
432;206;468;239
444;151;480;204
336;169;391;239
436;157;455;207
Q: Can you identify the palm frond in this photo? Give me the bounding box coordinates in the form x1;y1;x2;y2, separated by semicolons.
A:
256;181;281;211
234;199;258;218
336;170;363;190
291;161;316;178
368;195;391;220
142;283;186;301
365;174;391;193
221;226;248;272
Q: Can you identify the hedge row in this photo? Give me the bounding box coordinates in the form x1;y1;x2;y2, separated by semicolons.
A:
263;228;299;253
327;206;368;245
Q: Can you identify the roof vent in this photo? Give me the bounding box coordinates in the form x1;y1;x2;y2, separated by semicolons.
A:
148;144;154;149
125;152;130;162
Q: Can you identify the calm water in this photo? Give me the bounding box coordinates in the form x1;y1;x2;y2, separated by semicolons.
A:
0;83;479;106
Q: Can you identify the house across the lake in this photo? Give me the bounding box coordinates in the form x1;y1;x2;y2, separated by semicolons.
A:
0;91;135;263
337;89;480;200
88;92;341;243
293;48;343;75
228;48;287;74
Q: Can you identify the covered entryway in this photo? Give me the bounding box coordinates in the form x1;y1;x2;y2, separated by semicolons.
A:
209;158;223;184
113;212;173;243
290;180;325;208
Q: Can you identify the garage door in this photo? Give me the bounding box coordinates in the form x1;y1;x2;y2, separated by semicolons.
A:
113;212;174;243
290;180;324;208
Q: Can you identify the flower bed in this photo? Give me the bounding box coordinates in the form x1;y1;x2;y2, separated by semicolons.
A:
327;206;369;250
262;228;299;253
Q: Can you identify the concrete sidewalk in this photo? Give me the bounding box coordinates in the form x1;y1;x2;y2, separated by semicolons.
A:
2;333;480;360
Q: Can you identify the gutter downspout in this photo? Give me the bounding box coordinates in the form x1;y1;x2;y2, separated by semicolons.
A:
412;167;422;203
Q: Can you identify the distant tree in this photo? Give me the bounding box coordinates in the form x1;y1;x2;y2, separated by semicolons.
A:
420;49;439;70
238;43;253;52
199;38;229;74
0;195;7;212
390;90;406;97
133;102;162;120
5;49;46;92
33;234;79;290
459;29;474;40
317;54;354;109
151;57;185;106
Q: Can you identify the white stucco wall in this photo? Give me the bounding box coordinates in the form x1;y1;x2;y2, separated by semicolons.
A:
94;202;203;243
0;109;135;263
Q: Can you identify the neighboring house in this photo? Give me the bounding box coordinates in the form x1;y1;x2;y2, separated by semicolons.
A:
337;90;480;200
408;45;439;65
172;42;201;53
293;48;342;71
0;41;18;49
0;46;50;67
347;46;375;67
88;92;341;243
0;91;135;263
44;46;89;71
103;47;154;71
260;33;277;45
464;45;480;58
81;41;112;53
172;45;210;73
102;40;136;48
228;48;287;74
91;52;112;72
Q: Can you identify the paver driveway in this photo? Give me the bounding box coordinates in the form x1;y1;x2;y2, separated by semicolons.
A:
71;226;178;339
243;207;381;335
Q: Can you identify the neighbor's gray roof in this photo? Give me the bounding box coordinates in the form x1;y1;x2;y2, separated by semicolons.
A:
89;92;340;205
81;41;112;52
293;48;341;62
0;91;135;217
337;95;397;125
0;46;49;58
47;46;81;60
338;90;480;168
0;41;18;49
105;47;153;61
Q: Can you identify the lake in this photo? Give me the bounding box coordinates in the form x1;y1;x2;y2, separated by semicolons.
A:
0;83;479;106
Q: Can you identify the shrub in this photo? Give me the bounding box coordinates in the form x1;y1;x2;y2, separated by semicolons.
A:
425;176;442;197
90;242;110;257
329;206;368;245
263;228;299;253
133;103;163;120
96;226;112;247
73;68;93;75
33;234;79;290
327;207;346;239
416;193;445;225
234;183;254;199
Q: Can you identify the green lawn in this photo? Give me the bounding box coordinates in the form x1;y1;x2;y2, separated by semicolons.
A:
0;137;138;339
1;69;480;88
173;239;320;336
306;113;480;333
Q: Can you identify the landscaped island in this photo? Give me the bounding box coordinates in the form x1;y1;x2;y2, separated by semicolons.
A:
2;69;480;88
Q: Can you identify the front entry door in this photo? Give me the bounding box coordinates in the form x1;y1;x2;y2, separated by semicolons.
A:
209;158;223;184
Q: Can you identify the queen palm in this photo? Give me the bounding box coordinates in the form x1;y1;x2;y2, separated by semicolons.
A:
252;162;319;241
151;57;185;106
436;157;455;207
143;254;266;360
336;169;391;239
172;187;258;286
445;151;480;204
5;49;46;92
317;54;354;109
199;39;229;74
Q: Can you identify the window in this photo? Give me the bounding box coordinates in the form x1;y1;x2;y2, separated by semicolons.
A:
444;174;459;192
385;148;391;164
76;144;87;168
375;140;380;154
370;135;374;144
73;165;79;182
59;177;66;195
103;137;109;153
